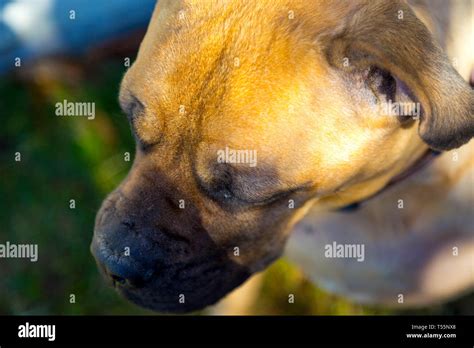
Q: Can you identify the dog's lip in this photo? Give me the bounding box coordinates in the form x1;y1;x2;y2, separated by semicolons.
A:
91;237;236;289
117;287;206;313
91;239;251;312
115;266;251;313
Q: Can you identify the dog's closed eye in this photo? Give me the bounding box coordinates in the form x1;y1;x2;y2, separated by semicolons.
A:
119;93;162;151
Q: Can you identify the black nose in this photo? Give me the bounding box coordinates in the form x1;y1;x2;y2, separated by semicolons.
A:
92;243;154;288
91;221;158;288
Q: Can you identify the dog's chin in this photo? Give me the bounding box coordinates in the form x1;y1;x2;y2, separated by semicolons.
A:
105;264;252;313
115;282;236;313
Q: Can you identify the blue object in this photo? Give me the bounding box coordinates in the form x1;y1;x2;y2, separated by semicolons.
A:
0;0;156;73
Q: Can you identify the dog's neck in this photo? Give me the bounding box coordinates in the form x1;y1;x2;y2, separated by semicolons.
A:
338;149;441;212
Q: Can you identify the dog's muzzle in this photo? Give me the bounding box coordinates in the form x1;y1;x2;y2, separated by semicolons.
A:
90;190;251;313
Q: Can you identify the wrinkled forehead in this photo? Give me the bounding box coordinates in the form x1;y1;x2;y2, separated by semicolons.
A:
122;1;338;143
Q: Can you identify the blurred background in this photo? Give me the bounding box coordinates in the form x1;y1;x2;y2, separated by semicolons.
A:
0;0;472;315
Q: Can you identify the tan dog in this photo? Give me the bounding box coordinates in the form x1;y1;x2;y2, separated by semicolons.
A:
91;0;474;312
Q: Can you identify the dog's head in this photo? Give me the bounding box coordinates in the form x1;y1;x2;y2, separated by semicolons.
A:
91;0;473;312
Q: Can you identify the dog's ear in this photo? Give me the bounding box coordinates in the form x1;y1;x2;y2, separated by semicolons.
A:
325;1;474;151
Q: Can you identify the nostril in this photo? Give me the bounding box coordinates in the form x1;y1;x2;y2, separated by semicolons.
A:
121;219;135;229
92;242;150;289
105;262;147;289
110;273;127;285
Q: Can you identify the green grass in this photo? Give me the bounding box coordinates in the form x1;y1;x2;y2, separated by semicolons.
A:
0;62;149;314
